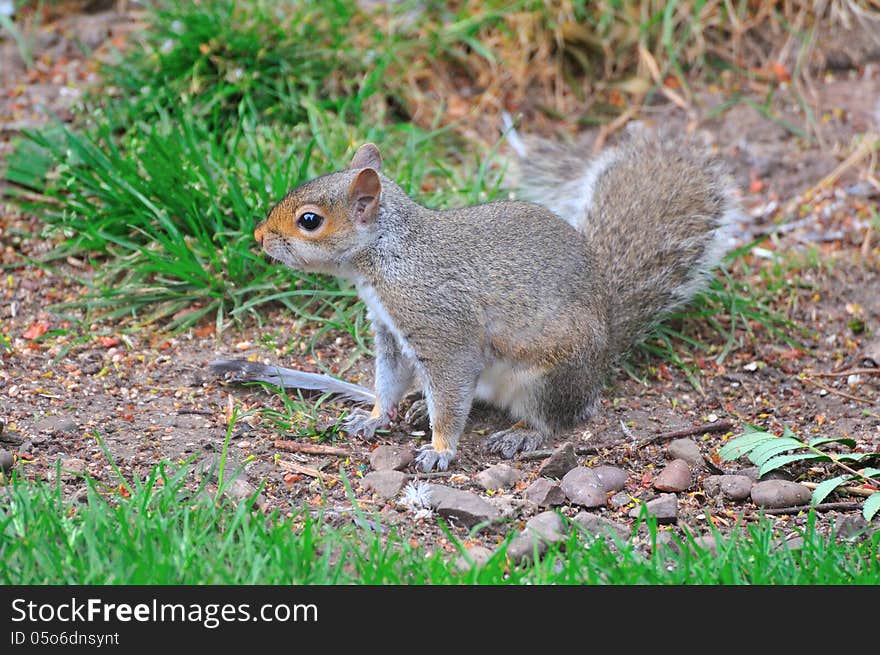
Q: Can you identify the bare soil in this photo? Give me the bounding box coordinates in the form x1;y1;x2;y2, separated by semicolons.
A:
1;8;879;555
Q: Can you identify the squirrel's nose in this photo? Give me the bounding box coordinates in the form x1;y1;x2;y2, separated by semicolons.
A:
254;222;266;247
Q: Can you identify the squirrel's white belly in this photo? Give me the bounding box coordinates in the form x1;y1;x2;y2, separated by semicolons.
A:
476;360;543;416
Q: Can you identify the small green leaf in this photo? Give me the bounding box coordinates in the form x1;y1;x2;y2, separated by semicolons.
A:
808;436;858;449
863;492;880;522
749;437;804;467
758;452;828;477
811;475;852;506
717;430;776;461
858;467;880;478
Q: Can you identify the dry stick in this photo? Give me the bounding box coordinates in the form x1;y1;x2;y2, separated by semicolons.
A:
801;481;877;499
276;459;326;480
811;368;880;378
413;471;457;479
273;440;351;456
517;445;599;462
801;376;875;405
761;501;860;515
634;419;735;448
516;420;735;462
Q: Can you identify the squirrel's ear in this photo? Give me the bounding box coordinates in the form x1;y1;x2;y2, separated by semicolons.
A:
349;168;381;225
349;143;382;172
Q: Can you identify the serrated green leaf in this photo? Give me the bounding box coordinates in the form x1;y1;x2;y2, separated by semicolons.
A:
758;452;828;476
717;430;776;461
749;437;804;467
808;436;858;449
811;475;852;506
863;492;880;522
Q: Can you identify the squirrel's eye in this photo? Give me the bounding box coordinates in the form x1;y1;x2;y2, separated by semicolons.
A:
297;212;323;231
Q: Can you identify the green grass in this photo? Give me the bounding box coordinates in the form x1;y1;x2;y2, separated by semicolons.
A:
2;456;877;584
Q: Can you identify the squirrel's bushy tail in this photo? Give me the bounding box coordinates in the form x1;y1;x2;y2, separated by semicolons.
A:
510;127;739;355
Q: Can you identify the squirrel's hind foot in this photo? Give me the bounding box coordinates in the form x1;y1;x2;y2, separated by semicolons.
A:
484;423;545;459
414;444;454;472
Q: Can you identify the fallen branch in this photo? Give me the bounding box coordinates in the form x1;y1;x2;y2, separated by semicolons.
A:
801;377;875;405
801;481;877;498
636;419;735;448
811;368;880;378
516;445;599;462
274;440;351;456
276;459;326;479
761;501;860;515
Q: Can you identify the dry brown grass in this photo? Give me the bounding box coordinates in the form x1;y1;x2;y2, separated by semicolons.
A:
362;0;880;144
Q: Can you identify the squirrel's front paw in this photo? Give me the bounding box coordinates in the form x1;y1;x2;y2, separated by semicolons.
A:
414;444;454;472
342;408;389;440
485;425;545;459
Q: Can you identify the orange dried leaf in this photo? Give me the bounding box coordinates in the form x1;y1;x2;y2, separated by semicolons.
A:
97;336;121;348
194;324;215;338
770;62;790;83
23;321;50;340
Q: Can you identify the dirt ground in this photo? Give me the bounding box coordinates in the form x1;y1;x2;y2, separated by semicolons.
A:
1;7;879;554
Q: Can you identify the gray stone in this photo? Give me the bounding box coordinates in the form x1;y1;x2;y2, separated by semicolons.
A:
35;415;78;436
455;545;494;572
487;493;524;519
653;459;692;492
426;484;459;508
572;511;630;540
608;491;632;509
507;533;548;565
704;474;753;500
690;535;719;554
538;442;578;479
507;511;566;565
525;510;566;543
629;493;678;524
593;465;628;492
362;470;409;499
436;490;501;528
560;467;606;508
834;515;869;541
369;445;414;471
48;457;86;482
750;480;811;508
475;463;522;491
523;478;566;507
667;438;703;466
0;450;13;474
775;535;806;551
224;478;266;508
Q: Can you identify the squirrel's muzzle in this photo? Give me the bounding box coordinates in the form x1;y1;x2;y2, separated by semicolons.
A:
253;221;266;247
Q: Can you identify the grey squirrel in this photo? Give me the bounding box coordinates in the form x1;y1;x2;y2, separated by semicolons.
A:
211;129;738;471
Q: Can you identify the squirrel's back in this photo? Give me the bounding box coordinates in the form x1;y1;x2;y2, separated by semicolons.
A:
511;131;739;355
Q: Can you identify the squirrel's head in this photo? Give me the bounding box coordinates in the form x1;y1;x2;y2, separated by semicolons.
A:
254;143;384;277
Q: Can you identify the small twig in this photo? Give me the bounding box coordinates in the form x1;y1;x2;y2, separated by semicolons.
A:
811;368;880;378
635;419;735;448
761;501;860;515
276;459;326;479
273;440;351;456
177;409;214;416
517;445;600;462
801;377;876;405
801;481;878;498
